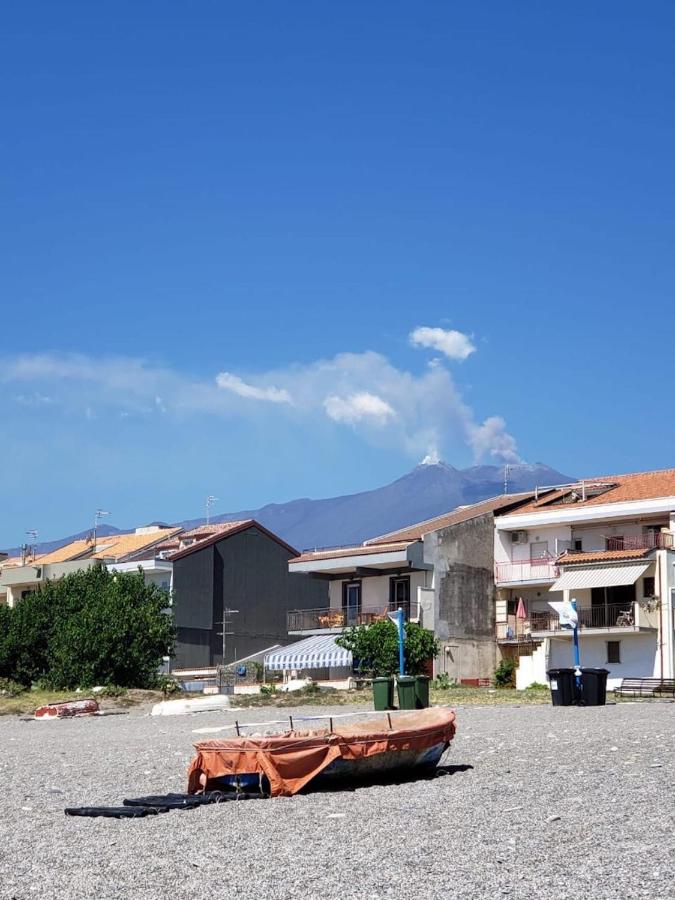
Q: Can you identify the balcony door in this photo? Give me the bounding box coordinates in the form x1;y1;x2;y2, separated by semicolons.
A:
390;576;411;620
342;581;361;626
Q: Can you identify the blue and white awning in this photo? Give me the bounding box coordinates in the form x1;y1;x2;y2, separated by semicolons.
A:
265;634;353;671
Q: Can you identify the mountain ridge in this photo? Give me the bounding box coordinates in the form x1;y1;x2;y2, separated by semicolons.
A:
3;461;575;556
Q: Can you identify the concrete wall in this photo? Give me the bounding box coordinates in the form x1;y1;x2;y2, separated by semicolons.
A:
548;633;659;689
424;511;498;681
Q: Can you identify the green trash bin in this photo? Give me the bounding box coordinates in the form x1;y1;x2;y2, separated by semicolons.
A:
414;675;430;709
372;676;394;710
396;675;417;710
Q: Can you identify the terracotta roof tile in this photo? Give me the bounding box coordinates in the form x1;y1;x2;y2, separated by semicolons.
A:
93;528;182;561
558;548;653;565
504;468;675;516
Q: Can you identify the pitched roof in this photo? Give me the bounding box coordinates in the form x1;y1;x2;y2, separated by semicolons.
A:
92;528;182;561
33;540;92;564
503;468;675;516
291;541;414;565
168;520;298;560
558;548;653;565
364;492;536;545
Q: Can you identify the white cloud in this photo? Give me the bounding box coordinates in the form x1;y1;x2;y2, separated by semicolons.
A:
468;416;522;464
0;339;521;465
324;392;396;426
409;326;476;361
215;372;292;405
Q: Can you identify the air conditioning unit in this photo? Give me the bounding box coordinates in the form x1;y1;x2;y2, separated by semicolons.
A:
511;530;528;545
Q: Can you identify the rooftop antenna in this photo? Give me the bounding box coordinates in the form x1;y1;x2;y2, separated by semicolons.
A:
93;509;110;546
205;495;218;525
26;529;38;561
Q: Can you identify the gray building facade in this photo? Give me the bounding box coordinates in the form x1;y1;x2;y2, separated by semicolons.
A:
171;522;325;669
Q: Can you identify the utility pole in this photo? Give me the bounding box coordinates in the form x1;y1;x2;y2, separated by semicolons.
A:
205;495;218;525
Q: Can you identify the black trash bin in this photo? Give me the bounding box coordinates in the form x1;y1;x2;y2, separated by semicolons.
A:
547;668;578;706
579;668;609;706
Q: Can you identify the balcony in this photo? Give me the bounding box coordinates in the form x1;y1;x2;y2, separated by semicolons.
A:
287;604;409;634
604;532;673;551
496;603;649;641
495;557;559;586
531;603;642;634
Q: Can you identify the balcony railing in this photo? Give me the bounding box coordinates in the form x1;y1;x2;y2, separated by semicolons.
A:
496;603;640;640
287;603;412;632
495;557;559;585
531;603;635;633
604;532;673;551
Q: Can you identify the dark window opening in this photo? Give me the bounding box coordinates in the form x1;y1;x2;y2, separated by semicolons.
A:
342;581;361;626
389;576;411;620
606;641;621;664
643;577;656;598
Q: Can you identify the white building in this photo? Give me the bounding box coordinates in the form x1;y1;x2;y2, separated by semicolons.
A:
287;493;535;683
494;469;675;689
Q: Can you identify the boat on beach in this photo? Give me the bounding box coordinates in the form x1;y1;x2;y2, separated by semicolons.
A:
187;706;456;797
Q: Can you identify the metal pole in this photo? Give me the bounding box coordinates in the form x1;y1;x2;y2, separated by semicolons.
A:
571;597;582;693
398;606;405;676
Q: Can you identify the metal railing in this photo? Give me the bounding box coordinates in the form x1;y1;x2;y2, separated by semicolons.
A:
494;557;560;584
530;603;635;633
287;604;409;632
605;532;673;551
496;603;638;640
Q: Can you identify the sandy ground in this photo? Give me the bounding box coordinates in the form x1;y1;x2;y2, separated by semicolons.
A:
0;700;673;900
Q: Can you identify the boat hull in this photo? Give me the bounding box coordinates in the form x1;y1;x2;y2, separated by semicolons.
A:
187;707;456;797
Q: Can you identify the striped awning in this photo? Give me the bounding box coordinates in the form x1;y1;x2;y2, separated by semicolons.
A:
264;634;353;672
550;563;650;592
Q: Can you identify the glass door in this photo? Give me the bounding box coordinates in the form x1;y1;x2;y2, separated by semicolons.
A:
343;582;361;625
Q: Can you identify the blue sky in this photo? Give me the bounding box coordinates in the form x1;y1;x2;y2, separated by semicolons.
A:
2;2;675;545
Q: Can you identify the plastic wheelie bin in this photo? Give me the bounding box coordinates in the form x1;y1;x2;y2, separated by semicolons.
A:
372;677;394;710
414;675;430;709
579;668;609;706
547;668;578;706
396;675;417;710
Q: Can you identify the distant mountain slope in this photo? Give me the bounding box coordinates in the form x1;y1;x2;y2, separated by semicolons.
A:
5;461;575;557
179;461;575;550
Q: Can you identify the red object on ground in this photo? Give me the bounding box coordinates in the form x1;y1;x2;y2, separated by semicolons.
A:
34;698;99;719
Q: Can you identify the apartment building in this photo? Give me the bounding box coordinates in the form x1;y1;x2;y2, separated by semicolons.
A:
494;470;675;688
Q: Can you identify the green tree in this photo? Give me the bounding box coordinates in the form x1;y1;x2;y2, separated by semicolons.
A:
336;619;439;677
2;564;175;689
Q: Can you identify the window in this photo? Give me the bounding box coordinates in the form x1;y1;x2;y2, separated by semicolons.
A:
389;576;411;618
643;577;656;598
573;539;583;552
342;581;361;626
606;641;621;664
530;541;549;560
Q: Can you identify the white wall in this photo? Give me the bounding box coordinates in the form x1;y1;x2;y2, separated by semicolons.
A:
547;633;658;689
328;572;427;613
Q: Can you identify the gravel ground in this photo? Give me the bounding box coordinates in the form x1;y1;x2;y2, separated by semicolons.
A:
0;701;673;900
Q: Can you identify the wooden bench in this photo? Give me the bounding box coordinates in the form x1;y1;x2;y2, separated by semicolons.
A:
614;677;675;698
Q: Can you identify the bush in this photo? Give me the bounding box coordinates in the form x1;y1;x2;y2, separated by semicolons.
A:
0;565;175;689
336;619;439;677
494;658;518;688
434;673;453;690
260;684;277;696
155;675;181;696
0;677;26;697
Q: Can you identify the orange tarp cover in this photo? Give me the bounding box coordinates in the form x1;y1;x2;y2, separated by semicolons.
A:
187;707;456;797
